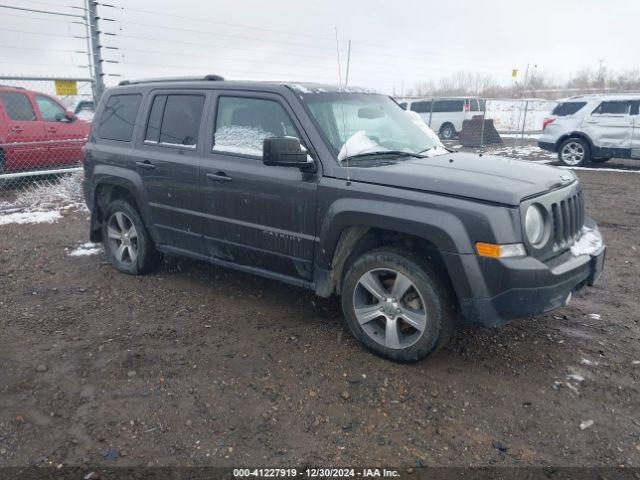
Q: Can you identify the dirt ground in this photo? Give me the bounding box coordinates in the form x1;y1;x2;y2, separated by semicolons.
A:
0;151;639;469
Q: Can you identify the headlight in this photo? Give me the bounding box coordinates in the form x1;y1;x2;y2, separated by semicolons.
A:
525;204;545;245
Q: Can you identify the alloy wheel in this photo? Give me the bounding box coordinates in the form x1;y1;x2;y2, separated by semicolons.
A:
352;268;428;349
106;211;139;265
560;141;585;165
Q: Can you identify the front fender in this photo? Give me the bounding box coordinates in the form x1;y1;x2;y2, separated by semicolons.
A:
316;198;473;270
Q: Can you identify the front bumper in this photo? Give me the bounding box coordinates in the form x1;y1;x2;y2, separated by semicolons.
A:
447;217;605;328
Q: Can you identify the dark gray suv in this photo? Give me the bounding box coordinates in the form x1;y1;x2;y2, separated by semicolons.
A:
83;75;606;362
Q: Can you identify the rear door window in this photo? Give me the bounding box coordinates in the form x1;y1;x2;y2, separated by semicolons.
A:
433;100;465;112
592;101;632;115
144;94;205;147
552;102;587;116
410;101;432;113
213;96;300;157
469;99;479;112
159;95;205;147
0;92;36;121
97;94;142;142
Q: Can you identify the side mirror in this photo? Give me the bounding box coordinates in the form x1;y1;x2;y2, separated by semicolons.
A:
263;137;314;170
56;111;76;122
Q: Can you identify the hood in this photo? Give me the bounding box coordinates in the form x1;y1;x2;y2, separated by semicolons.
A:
342;152;577;205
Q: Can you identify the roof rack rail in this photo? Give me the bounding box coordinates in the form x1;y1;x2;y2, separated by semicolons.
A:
119;74;225;86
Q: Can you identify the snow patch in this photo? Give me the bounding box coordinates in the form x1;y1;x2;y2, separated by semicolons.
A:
68;242;102;257
485;99;556;132
559;165;640;174
0;210;61;225
567;373;585;383
290;83;311;94
338;130;386;160
570;226;603;256
214;125;270;157
587;313;602;320
489;144;555;160
579;420;594;430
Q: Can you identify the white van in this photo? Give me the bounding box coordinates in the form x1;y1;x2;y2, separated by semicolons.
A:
397;97;486;139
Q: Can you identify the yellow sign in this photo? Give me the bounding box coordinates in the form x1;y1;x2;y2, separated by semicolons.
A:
511;69;518;77
54;80;78;96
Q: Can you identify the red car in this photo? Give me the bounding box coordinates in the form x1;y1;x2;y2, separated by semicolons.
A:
0;85;90;173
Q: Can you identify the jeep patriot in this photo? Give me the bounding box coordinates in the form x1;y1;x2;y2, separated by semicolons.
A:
83;75;605;362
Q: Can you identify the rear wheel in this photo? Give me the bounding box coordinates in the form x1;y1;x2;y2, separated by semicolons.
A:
439;123;456;140
101;199;160;275
558;137;590;166
341;248;455;362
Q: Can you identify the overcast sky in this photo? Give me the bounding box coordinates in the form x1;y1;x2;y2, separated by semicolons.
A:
1;0;638;95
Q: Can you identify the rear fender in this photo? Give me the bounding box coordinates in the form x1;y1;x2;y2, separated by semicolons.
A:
89;165;156;242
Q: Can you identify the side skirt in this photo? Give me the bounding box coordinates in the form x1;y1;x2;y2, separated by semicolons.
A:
157;244;314;291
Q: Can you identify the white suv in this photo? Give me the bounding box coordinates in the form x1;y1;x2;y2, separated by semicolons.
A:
397;97;485;140
538;94;640;166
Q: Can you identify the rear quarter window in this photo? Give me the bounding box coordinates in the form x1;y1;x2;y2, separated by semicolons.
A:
97;94;142;142
551;102;587;116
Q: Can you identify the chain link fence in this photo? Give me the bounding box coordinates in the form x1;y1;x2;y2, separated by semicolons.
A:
0;77;94;211
396;96;559;134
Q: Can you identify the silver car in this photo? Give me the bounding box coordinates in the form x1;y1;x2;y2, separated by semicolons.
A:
538;94;640;166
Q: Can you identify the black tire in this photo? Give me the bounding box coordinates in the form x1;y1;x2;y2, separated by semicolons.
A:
439;123;456;140
341;247;455;362
558;137;591;166
590;157;611;163
101;198;160;275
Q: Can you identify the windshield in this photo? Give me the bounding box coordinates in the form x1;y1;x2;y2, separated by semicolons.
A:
302;93;444;162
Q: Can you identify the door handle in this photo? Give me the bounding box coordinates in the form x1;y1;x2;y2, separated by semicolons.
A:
11;126;23;133
47;127;57;133
586;119;598;124
135;160;157;170
206;171;232;182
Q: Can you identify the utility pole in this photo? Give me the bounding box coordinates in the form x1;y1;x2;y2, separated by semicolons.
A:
345;40;352;86
86;0;105;100
597;59;605;93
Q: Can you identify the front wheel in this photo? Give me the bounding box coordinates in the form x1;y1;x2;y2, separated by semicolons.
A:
341;248;455;362
558;138;590;166
101;199;160;275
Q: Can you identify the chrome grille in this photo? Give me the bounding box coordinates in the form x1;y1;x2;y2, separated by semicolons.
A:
551;190;584;249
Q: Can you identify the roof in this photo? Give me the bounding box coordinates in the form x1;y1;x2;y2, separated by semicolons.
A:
561;92;640;102
395;96;484;102
114;75;377;95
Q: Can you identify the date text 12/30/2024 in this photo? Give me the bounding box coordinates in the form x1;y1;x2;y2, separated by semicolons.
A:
233;468;401;478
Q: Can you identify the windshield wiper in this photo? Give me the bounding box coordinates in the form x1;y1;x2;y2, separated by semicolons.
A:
419;145;452;155
342;150;425;161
